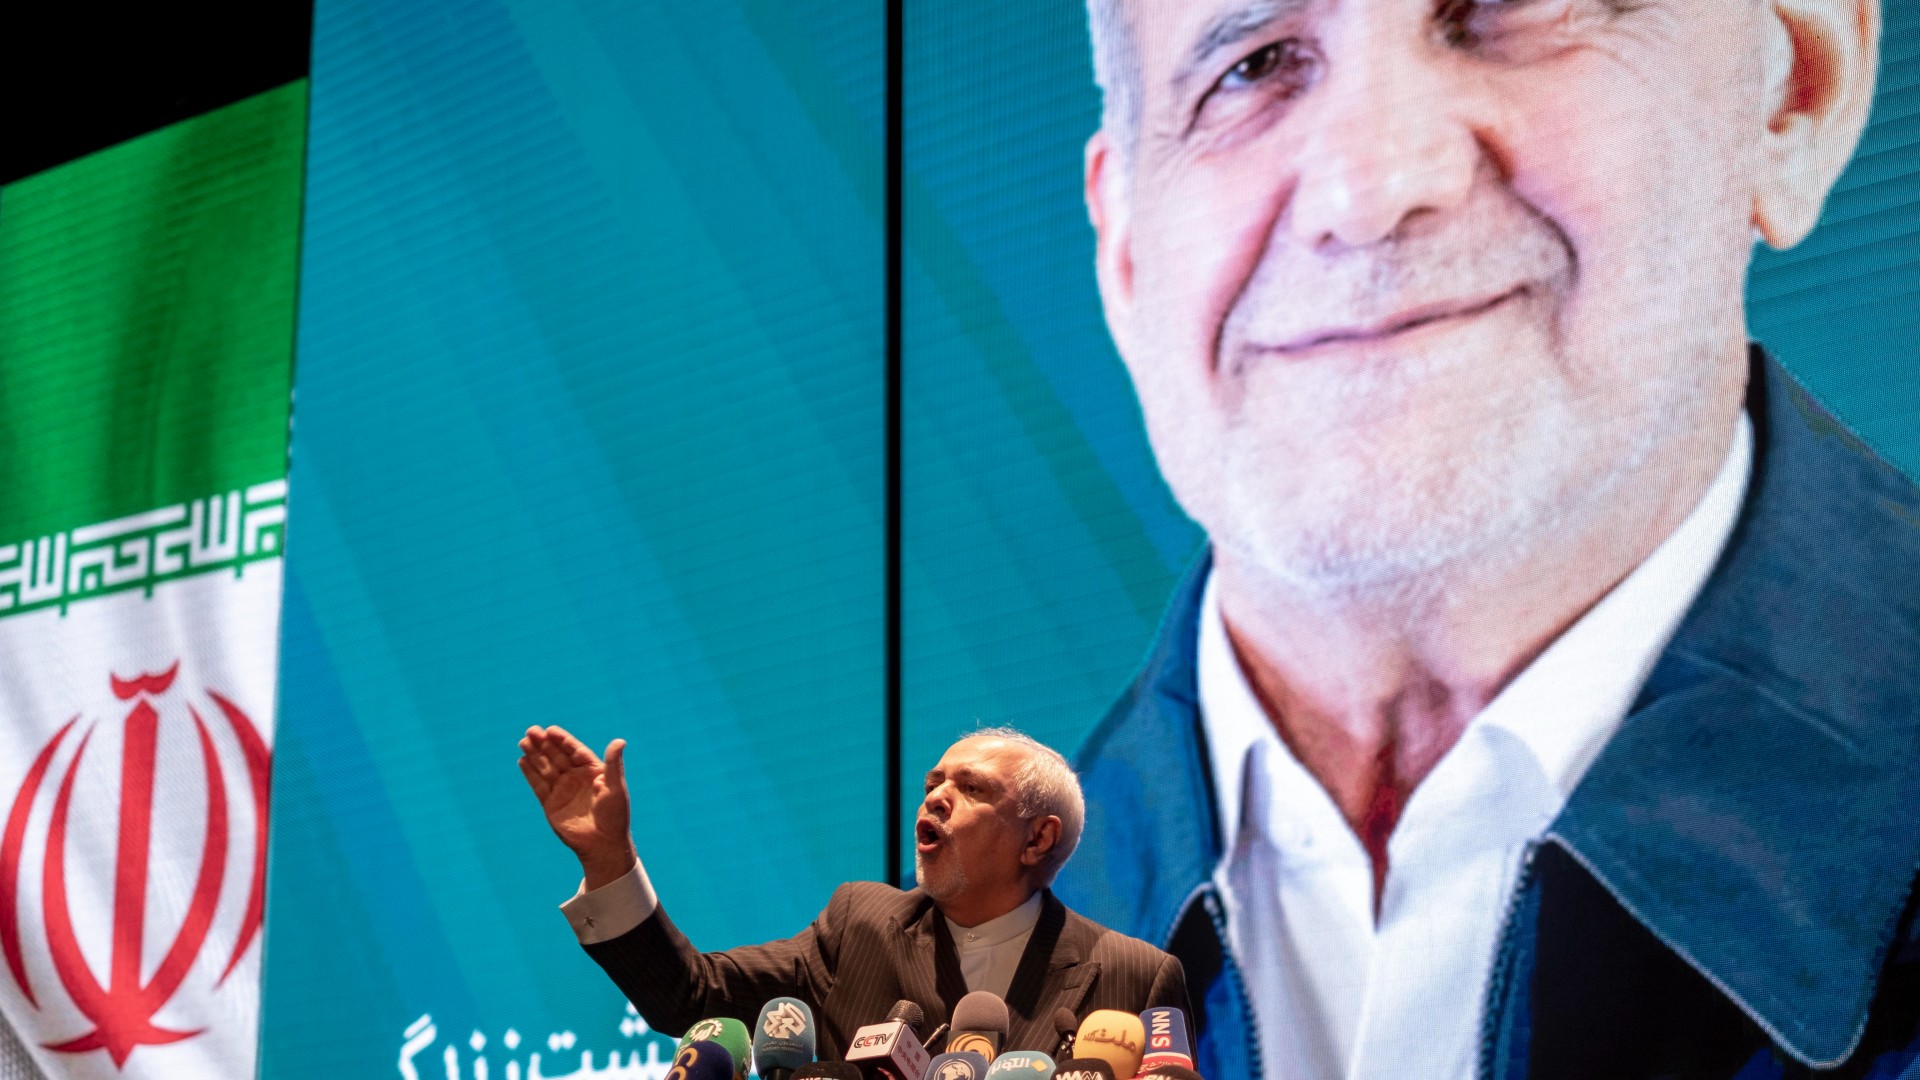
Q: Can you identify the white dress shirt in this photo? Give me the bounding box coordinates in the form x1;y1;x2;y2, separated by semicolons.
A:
561;866;1043;997
561;861;661;946
945;891;1044;999
1202;415;1753;1080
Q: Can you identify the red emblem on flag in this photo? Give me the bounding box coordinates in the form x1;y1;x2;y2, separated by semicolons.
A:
0;662;271;1067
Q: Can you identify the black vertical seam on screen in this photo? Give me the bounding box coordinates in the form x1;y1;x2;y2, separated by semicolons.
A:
885;0;905;889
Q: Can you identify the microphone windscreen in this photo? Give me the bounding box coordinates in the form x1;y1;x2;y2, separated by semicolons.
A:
888;999;927;1033
670;1039;736;1080
921;1050;990;1079
951;991;1010;1035
982;1050;1055;1079
1052;1061;1117;1080
1138;1007;1194;1070
1051;1008;1077;1037
755;997;817;1074
948;989;1008;1058
1072;1010;1144;1079
792;1065;863;1080
1136;1068;1204;1080
679;1017;752;1080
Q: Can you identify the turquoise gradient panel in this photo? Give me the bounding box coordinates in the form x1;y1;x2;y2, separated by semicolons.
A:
900;3;1197;839
264;1;882;1076
899;1;1920;865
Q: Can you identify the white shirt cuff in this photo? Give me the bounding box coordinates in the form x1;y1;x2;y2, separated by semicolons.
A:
560;861;659;945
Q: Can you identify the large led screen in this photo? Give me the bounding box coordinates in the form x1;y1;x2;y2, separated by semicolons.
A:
904;2;1920;1078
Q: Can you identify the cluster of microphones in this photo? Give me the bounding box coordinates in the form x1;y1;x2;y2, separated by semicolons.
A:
662;993;1203;1080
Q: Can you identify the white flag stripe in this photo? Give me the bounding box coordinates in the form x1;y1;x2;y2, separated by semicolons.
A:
0;541;281;1080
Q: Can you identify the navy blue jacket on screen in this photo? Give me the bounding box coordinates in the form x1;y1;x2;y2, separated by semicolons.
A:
1055;351;1920;1079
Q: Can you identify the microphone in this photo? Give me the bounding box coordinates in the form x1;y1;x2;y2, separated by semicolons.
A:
793;1066;863;1080
946;990;1009;1060
1051;1062;1116;1080
1071;1010;1144;1079
921;1050;990;1079
668;1039;736;1080
847;999;932;1080
679;1017;752;1080
754;997;818;1080
921;1021;950;1053
1050;1007;1078;1060
1137;1007;1194;1074
1135;1067;1203;1080
982;1050;1055;1079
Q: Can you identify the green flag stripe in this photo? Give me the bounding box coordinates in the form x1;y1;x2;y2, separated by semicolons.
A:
0;81;304;539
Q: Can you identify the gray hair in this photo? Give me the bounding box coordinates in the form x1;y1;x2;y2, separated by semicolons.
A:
1087;0;1140;159
966;726;1087;885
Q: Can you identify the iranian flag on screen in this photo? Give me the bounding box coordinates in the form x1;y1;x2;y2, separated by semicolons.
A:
0;83;303;1079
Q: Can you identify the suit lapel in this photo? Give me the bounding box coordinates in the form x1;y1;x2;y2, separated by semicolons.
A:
1006;891;1098;1051
892;898;964;1032
929;918;972;1019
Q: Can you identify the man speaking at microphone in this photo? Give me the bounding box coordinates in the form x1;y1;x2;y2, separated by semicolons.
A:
517;725;1188;1059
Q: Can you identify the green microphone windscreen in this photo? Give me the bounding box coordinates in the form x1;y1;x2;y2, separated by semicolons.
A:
679;1017;752;1080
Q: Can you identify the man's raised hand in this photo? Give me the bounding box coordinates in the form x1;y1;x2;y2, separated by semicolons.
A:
517;725;637;889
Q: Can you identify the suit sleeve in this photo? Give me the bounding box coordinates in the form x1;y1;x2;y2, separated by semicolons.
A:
1146;951;1192;1019
582;883;848;1037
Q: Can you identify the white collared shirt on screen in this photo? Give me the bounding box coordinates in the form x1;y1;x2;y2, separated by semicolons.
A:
1200;414;1752;1080
560;859;1044;999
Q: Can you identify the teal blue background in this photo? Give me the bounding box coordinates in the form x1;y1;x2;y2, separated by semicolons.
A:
898;0;1920;866
264;1;882;1075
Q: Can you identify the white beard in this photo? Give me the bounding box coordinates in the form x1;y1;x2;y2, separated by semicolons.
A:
914;851;967;901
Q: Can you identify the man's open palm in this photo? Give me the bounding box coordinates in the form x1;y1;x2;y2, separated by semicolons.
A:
518;725;633;875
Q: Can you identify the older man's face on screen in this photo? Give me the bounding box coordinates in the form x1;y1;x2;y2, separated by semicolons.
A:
1087;0;1854;595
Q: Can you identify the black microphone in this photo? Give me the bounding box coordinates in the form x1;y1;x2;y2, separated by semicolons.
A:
921;1021;950;1053
1050;1007;1078;1060
847;999;931;1080
946;990;1008;1060
1052;1062;1117;1080
793;1065;863;1080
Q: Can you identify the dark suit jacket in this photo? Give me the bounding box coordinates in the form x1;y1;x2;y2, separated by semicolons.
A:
583;881;1188;1061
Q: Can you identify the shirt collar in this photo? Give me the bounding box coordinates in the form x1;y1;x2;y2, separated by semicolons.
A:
1480;412;1752;798
945;891;1044;951
1198;413;1751;858
1196;573;1272;861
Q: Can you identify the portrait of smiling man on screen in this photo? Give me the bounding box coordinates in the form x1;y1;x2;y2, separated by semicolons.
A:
1049;1;1920;1078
